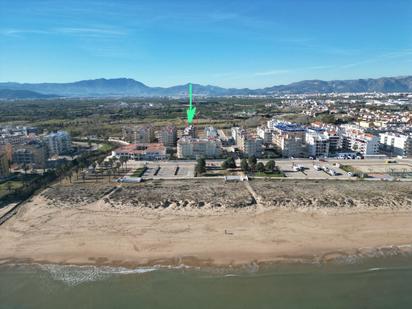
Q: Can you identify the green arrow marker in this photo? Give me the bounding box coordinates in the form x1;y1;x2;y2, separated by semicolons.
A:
186;83;196;124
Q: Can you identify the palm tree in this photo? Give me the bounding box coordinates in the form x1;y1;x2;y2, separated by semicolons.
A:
74;166;80;180
115;162;121;176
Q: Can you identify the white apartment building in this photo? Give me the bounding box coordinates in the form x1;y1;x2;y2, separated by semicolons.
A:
177;137;222;159
183;125;196;138
45;131;72;156
272;123;307;157
204;126;218;138
306;129;330;157
231;127;246;145
340;125;379;155
257;126;273;144
380;132;412;157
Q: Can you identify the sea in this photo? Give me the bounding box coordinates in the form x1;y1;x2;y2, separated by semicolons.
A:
1;256;412;308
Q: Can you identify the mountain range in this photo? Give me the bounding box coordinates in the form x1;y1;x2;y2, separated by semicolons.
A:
0;76;411;99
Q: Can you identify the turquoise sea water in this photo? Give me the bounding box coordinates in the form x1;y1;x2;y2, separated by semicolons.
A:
1;256;412;309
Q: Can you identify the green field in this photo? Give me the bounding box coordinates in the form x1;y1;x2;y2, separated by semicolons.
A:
0;181;24;198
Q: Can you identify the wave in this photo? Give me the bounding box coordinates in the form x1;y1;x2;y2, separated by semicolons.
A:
38;264;157;286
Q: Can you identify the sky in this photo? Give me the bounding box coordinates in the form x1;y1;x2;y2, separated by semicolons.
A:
0;0;411;88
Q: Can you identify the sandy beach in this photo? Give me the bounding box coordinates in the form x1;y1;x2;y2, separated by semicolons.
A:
0;179;412;268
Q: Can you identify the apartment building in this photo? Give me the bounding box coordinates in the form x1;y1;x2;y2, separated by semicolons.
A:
341;125;379;155
326;130;341;154
380;132;412;157
122;125;155;143
177;136;222;159
242;137;263;157
12;140;48;168
204;126;218;138
306;129;330;157
272;123;307;157
45;131;72;156
183;125;196;138
159;125;177;147
256;126;273;144
231;127;247;146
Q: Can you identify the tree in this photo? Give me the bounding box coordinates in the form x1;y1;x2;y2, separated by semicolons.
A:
248;156;257;172
256;162;265;173
195;158;206;175
265;160;276;172
221;157;236;169
240;158;249;172
22;164;29;175
74;165;80;180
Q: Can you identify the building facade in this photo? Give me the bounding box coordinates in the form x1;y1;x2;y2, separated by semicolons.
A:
159;125;177;147
241;137;263;157
183;125;196;138
272;123;307;157
12;141;48;168
380;132;412;157
257;126;273;144
306;129;330;157
177;137;222;159
112;143;167;160
45;131;72;156
122;125;155;144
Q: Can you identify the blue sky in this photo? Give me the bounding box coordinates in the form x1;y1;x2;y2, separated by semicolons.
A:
0;0;411;88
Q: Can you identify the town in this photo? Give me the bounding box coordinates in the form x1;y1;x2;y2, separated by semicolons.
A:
1;91;411;201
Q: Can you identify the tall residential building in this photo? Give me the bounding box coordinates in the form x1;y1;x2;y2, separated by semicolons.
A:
231;127;246;146
159;125;177;147
241;137;263;157
204;126;218;138
272;123;307;157
306;129;330;158
380;132;412;157
257;126;273;144
45;131;72;156
326;130;341;154
0;151;10;178
12;140;48;168
122;125;155;143
340;125;379;155
177;136;222;159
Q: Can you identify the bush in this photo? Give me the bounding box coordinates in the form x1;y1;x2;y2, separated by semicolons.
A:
256;162;265;173
265;160;276;172
221;157;236;169
195;158;206;175
240;158;249;172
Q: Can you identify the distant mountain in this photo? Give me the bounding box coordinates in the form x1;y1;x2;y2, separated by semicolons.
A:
0;76;411;98
261;76;412;94
0;89;59;99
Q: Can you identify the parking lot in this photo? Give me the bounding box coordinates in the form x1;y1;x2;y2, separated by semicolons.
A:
125;161;195;179
117;157;412;180
276;160;352;179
